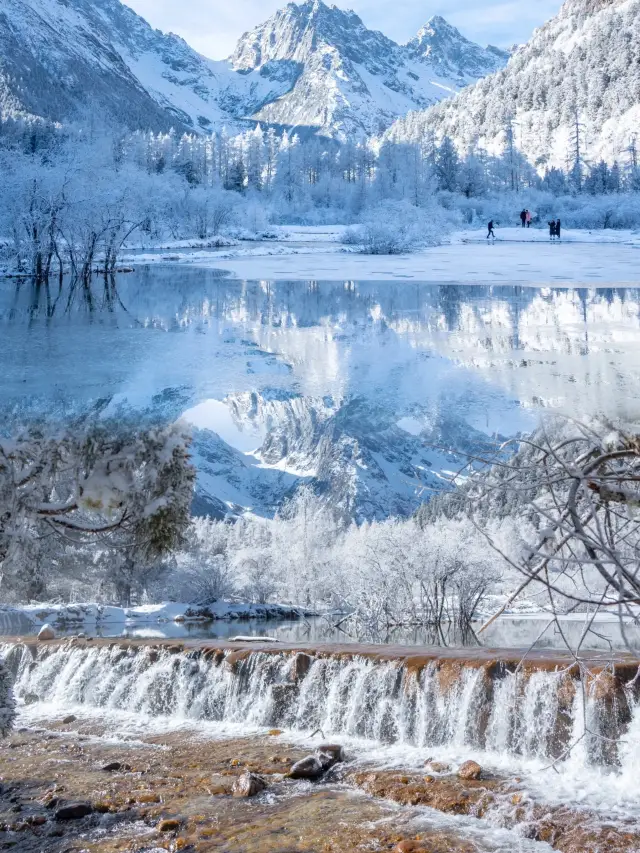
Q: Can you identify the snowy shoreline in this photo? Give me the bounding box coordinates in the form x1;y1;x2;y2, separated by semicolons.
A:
119;225;640;285
0;602;314;635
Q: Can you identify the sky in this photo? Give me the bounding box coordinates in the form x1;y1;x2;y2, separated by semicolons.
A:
125;0;564;59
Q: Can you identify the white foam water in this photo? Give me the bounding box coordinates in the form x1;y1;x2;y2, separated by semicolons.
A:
5;643;640;820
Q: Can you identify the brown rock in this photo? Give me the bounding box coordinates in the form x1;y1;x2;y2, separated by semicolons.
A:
290;652;313;682
394;841;426;852
157;818;181;832
288;755;324;780
457;760;482;780
231;772;267;798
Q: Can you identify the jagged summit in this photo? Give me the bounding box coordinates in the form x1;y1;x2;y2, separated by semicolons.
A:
406;15;509;81
0;0;508;137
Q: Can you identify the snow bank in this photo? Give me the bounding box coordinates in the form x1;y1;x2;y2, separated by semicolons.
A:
0;601;312;634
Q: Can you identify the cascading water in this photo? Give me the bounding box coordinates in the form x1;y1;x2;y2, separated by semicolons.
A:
5;641;637;779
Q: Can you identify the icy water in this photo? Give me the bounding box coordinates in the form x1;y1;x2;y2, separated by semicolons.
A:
3;612;639;652
3;269;640;432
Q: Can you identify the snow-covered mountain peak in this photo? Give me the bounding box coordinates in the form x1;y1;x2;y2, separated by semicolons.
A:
407;14;509;81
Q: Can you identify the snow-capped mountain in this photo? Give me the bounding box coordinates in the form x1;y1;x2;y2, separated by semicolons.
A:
0;0;291;132
229;2;508;136
0;0;507;137
385;0;640;168
405;16;508;83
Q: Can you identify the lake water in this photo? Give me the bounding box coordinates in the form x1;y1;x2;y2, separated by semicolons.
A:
3;270;640;436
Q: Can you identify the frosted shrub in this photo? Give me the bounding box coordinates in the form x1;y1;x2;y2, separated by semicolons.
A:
344;201;450;255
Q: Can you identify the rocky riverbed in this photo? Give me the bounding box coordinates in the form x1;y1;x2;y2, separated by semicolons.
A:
0;719;510;853
1;714;639;853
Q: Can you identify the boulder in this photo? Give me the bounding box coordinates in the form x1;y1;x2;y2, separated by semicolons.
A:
232;772;267;798
55;802;93;820
38;624;55;641
457;760;482;780
287;755;324;780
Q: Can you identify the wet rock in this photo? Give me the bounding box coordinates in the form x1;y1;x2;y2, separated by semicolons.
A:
457;760;482;780
157;818;181;832
62;715;77;725
290;652;313;682
394;842;429;853
101;761;132;772
38;624;55;641
288;755;324;780
55;802;93;820
232;772;267;798
316;744;344;764
316;744;344;771
23;693;40;705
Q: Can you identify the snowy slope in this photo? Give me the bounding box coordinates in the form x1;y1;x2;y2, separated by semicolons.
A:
0;0;507;137
385;0;640;168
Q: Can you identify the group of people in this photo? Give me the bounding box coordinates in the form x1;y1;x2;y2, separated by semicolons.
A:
548;218;562;239
519;208;532;228
485;213;562;240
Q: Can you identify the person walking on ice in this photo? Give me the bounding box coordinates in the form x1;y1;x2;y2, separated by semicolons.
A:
555;218;561;239
520;209;527;228
526;210;532;228
548;219;557;240
487;220;496;240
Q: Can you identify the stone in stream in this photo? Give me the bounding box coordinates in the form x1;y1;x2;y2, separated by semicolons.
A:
290;652;313;682
316;744;344;768
23;693;40;705
269;682;298;720
231;772;267;798
457;760;482;780
37;624;55;641
287;755;325;780
62;715;77;724
157;818;181;832
55;802;93;820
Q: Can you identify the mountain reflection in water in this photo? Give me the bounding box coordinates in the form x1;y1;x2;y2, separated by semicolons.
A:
1;269;639;519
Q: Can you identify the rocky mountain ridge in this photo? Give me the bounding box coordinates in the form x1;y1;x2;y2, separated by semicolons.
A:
0;0;507;137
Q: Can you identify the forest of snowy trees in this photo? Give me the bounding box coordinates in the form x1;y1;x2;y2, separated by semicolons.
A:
3;113;640;280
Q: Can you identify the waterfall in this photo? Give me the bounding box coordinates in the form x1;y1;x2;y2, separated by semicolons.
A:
4;641;637;772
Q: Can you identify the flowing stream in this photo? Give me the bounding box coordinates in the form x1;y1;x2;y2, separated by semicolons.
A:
7;641;640;821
